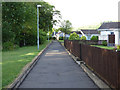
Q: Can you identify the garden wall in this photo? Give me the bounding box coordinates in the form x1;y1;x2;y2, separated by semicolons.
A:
64;40;120;89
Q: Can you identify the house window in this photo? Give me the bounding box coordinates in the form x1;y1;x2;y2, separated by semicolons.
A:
111;32;114;35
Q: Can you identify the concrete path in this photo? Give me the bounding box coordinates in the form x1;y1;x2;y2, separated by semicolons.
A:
19;41;98;88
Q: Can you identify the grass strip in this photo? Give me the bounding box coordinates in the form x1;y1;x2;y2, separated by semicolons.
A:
2;40;51;88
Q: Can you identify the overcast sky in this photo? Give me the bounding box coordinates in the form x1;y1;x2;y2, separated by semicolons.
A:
44;0;119;28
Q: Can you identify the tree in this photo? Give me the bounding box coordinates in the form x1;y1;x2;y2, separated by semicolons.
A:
38;2;61;32
2;2;61;50
60;20;72;39
69;32;80;40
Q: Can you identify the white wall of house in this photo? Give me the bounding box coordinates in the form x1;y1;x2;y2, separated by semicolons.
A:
118;30;120;45
114;31;119;45
99;29;120;45
99;31;110;41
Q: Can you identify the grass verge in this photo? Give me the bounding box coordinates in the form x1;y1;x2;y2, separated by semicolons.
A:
91;45;115;50
58;40;64;43
2;40;51;88
58;40;64;46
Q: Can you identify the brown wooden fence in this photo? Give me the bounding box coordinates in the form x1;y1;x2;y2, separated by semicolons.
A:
64;40;120;89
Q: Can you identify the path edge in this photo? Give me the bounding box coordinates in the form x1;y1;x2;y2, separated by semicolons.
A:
8;41;53;88
58;41;111;89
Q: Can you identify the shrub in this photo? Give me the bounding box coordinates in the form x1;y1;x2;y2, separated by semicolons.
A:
52;37;56;40
102;41;107;46
91;36;98;40
3;42;14;51
117;45;120;49
80;36;86;40
49;35;52;40
14;44;19;49
69;32;80;40
59;37;63;40
39;30;47;44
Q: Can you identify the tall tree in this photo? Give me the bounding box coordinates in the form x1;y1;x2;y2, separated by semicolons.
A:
2;2;61;48
60;20;72;38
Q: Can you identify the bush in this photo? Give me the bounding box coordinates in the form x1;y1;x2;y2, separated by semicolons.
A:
80;36;86;40
49;35;52;40
117;45;120;49
69;32;80;40
102;41;107;46
59;37;63;40
52;37;56;40
91;36;98;40
3;42;14;51
39;31;47;44
14;44;19;49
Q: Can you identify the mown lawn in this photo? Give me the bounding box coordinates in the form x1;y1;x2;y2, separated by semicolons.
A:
58;40;64;43
2;40;51;88
58;40;64;46
91;45;116;50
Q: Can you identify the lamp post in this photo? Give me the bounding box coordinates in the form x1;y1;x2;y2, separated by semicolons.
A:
48;24;49;42
47;8;49;42
37;5;41;50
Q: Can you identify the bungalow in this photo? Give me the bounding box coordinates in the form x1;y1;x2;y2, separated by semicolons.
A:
80;29;99;40
71;29;99;40
52;31;69;40
56;31;64;40
98;22;120;45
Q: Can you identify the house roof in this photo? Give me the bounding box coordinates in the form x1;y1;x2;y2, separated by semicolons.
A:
98;22;120;29
81;29;99;34
71;31;82;34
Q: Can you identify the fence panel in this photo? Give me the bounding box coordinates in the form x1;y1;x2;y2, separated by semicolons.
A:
64;40;120;89
81;44;119;88
64;40;81;58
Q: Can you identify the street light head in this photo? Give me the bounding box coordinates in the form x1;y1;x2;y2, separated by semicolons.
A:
37;5;41;8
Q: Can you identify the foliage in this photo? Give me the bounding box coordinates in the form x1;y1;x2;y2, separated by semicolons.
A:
2;2;61;50
102;41;107;46
91;36;98;40
3;42;14;50
3;42;19;51
117;45;120;49
80;36;86;40
48;35;52;40
39;30;47;44
52;37;56;40
59;40;64;43
69;32;80;40
60;20;72;35
59;37;63;40
39;2;61;31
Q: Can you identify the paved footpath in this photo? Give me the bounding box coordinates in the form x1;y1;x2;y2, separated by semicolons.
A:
19;41;98;88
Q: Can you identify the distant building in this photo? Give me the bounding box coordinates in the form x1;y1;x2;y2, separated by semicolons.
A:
80;29;99;40
98;22;120;45
71;29;99;40
52;31;65;40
